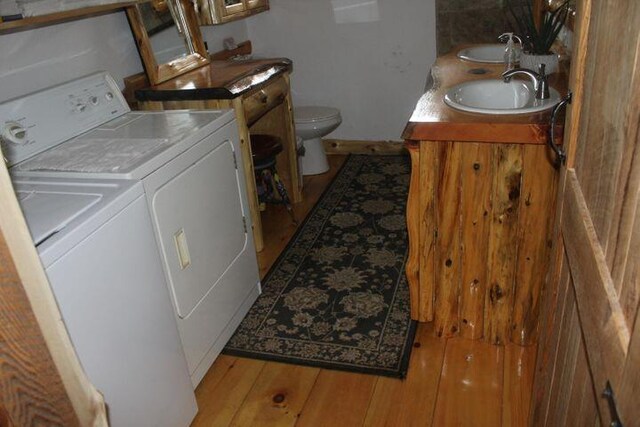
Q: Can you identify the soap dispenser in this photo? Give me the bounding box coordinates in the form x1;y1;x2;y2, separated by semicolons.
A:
499;33;521;72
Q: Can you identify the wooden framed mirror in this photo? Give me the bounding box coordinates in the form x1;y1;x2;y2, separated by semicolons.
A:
127;0;209;85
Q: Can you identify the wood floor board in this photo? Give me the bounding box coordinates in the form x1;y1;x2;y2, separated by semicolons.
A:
502;344;537;427
191;357;266;427
296;369;378;426
229;362;321;427
363;323;447;427
194;355;237;397
432;338;505;426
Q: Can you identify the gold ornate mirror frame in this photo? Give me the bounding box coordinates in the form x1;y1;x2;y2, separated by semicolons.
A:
126;0;209;85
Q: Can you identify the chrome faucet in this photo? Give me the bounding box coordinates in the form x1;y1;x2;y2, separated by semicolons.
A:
501;64;550;100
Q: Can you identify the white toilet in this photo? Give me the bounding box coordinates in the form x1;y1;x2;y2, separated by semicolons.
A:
294;106;342;175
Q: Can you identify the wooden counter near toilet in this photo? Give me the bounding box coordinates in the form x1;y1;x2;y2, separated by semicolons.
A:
403;48;567;346
133;58;301;253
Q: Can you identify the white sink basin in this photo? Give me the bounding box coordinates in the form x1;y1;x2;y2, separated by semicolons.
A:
457;44;520;64
444;79;560;115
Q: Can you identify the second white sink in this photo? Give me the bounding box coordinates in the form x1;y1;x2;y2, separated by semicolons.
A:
444;79;560;115
457;44;520;64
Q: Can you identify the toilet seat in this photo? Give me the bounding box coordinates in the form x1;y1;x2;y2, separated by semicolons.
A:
294;106;341;124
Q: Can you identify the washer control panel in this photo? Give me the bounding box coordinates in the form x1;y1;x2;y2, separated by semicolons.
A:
0;72;130;166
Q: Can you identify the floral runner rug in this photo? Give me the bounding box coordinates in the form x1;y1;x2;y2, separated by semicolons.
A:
223;155;417;378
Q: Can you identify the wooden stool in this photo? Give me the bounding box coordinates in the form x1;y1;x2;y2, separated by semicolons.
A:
250;134;297;224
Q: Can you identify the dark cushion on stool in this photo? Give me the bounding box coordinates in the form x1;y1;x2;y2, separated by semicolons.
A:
251;134;283;163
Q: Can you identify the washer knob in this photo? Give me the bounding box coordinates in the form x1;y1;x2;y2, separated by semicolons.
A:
105;92;114;101
2;122;27;145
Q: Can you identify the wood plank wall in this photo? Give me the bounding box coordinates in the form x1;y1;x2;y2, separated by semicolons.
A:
409;141;557;346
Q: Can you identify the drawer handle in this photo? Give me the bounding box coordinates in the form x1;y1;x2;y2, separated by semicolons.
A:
259;90;268;104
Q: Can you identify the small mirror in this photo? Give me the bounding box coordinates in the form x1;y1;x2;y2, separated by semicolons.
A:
127;0;209;85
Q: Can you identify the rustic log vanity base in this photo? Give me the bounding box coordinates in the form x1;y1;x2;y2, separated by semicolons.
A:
403;49;565;346
135;59;301;253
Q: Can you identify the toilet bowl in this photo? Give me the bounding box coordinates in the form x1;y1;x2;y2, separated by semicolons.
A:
294;106;342;175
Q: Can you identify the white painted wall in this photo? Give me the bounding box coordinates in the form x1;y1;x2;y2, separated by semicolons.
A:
245;0;437;141
201;20;248;53
0;12;141;102
0;11;247;103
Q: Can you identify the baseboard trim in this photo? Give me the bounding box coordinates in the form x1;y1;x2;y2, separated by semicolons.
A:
322;139;406;155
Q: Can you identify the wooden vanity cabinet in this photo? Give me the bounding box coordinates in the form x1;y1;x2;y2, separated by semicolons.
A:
195;0;268;25
403;49;566;347
405;140;557;347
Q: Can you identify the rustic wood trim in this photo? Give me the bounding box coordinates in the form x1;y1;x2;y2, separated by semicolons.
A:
218;4;268;24
433;142;463;338
0;155;107;426
562;169;629;417
459;143;492;340
323;139;406;155
281;74;302;202
404;142;423;321
510;145;558;345
484;145;524;345
232;96;264;252
0;2;144;34
404;122;560;146
195;0;268;25
126;0;210;85
418;143;437;322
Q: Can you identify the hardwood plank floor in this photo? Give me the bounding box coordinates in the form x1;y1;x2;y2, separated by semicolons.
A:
192;154;536;427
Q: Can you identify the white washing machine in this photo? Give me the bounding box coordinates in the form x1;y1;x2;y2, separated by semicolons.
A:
12;176;198;427
1;72;261;387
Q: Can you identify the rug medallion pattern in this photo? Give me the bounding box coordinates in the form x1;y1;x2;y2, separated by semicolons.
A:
224;155;416;377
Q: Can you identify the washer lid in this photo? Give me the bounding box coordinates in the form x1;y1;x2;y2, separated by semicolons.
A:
17;191;102;245
294;106;341;124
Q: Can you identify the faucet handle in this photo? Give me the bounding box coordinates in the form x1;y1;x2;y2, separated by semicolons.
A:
537;63;547;77
536;63;550;100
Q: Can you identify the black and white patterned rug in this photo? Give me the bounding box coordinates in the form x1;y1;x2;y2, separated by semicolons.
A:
223;155;416;378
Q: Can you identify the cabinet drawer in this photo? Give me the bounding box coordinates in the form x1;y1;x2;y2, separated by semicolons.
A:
242;77;288;126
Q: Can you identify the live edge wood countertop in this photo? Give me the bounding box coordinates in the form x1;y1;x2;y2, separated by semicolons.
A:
135;58;293;101
403;46;567;346
402;47;567;144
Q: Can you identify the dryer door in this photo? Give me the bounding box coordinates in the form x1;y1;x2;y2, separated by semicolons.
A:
149;134;248;319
